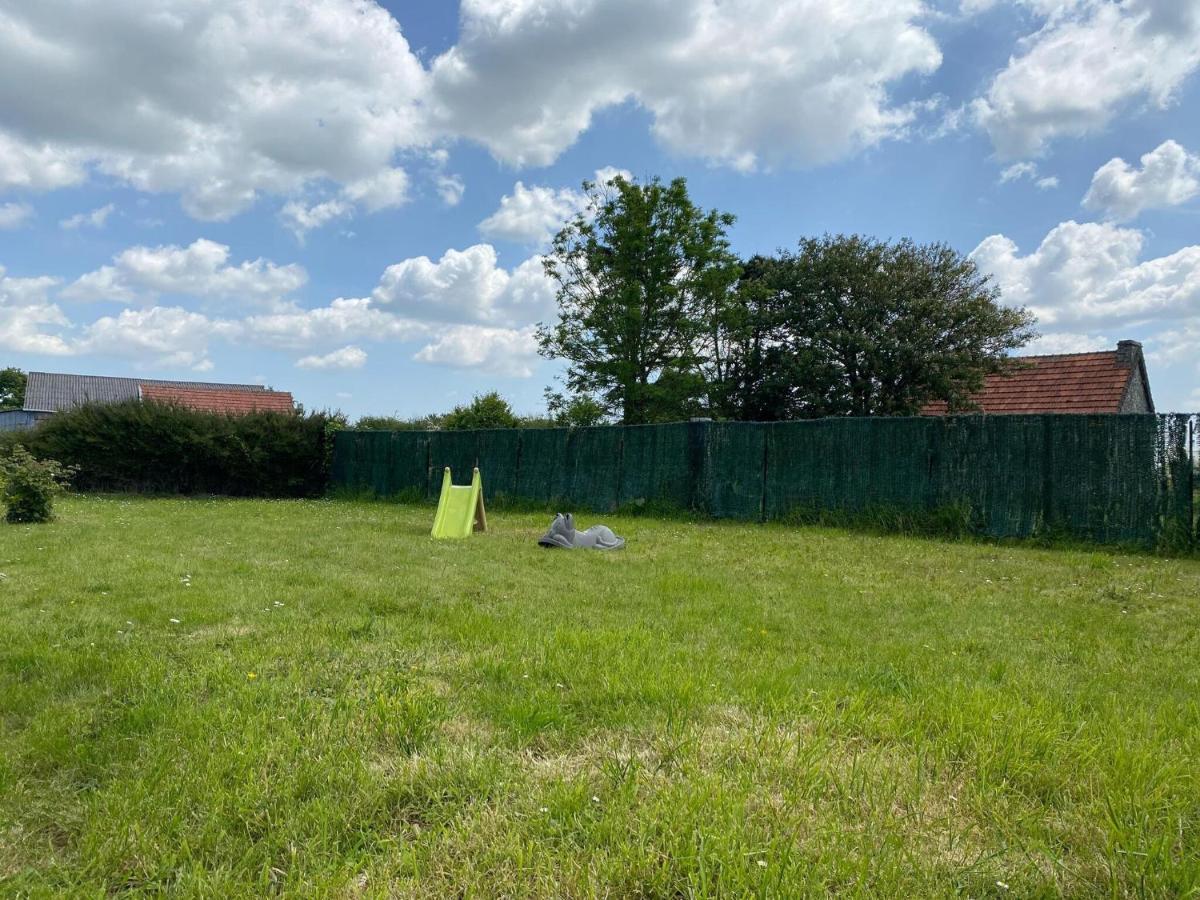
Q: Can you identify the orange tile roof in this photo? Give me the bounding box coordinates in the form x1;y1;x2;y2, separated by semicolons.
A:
140;384;295;415
921;351;1135;415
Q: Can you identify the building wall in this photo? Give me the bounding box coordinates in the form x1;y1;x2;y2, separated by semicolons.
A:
0;410;51;432
1119;363;1152;413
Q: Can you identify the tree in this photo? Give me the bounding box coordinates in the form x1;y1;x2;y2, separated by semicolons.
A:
0;368;26;411
544;390;608;428
539;175;742;425
441;392;520;431
724;236;1036;419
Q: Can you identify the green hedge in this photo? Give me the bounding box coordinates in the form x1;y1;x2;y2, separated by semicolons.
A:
3;400;336;497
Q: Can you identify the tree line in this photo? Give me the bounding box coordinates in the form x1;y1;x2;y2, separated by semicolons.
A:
537;174;1035;425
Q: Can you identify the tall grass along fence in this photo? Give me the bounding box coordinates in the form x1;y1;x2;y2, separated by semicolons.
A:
333;414;1197;549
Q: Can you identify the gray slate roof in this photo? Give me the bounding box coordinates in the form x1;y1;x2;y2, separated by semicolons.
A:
23;372;266;413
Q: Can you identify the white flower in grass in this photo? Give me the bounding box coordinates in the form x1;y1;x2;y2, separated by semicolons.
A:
539;806;549;813
756;859;767;868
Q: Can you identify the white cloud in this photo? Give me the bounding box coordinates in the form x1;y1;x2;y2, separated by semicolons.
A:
0;265;71;355
279;199;353;241
971;220;1200;328
999;162;1059;189
1000;162;1038;183
479;182;583;246
62;238;306;307
371;244;555;326
431;0;941;169
59;203;116;230
435;174;465;207
0;202;34;229
76;306;235;370
973;0;1200;159
1083;139;1200;220
342;167;410;213
0;131;86;191
240;297;424;351
0;0;429;219
1023;331;1111;354
414;325;540;377
295;345;367;369
479;167;631;246
279;167;411;239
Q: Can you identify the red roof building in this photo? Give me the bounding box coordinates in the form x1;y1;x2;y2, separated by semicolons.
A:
922;340;1154;416
139;384;295;415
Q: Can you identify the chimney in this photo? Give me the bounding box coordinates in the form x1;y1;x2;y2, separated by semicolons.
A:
1116;340;1141;367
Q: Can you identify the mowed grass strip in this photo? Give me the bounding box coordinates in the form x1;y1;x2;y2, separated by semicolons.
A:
0;496;1198;897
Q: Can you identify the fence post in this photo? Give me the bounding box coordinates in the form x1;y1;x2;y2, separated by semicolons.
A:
688;418;712;515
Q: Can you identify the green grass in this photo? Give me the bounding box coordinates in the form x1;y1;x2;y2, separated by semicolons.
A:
2;496;1199;897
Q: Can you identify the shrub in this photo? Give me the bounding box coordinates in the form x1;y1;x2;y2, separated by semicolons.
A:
11;400;337;497
0;445;76;523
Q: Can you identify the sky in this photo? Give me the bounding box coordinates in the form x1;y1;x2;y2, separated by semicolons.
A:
1;0;1198;418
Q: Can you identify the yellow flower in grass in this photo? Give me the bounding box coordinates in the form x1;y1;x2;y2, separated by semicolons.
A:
247;672;257;680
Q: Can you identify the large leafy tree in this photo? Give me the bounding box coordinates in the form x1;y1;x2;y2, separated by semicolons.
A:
538;175;742;425
723;236;1036;419
0;367;26;411
441;392;520;431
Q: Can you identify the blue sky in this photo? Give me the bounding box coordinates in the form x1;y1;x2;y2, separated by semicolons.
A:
1;0;1198;418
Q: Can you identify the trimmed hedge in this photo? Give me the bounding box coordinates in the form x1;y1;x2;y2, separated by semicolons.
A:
4;400;337;497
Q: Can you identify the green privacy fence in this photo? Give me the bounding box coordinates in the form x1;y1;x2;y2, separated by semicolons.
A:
331;414;1197;548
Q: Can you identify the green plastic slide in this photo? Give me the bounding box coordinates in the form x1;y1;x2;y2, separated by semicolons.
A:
431;467;487;539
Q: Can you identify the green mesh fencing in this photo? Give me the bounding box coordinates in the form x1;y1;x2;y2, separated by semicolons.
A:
765;418;937;520
566;426;624;512
426;431;478;498
330;430;357;489
515;428;570;505
617;422;692;509
331;414;1197;548
476;429;521;501
702;422;765;519
385;432;429;499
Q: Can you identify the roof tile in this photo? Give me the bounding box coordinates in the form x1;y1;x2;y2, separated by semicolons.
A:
139;384;294;415
922;350;1136;415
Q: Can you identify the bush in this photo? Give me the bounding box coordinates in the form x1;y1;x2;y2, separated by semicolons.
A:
0;445;76;523
10;400;337;497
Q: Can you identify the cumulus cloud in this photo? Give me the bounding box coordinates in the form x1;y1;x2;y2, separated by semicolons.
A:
1023;331;1111;354
435;174;466;207
239;297;424;351
479;167;631;245
62;238;307;307
278;167;411;239
0;0;429;219
76;306;236;370
1083;139;1200;220
431;0;941;169
973;0;1200;158
414;325;540;377
371;244;555;326
279;199;354;242
60;204;116;230
4;232;557;379
0;201;33;229
295;345;368;369
0;131;87;192
998;161;1059;189
970;219;1200;328
479;183;584;246
0;265;71;355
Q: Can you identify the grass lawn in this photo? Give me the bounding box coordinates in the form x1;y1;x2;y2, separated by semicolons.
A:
1;496;1198;898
